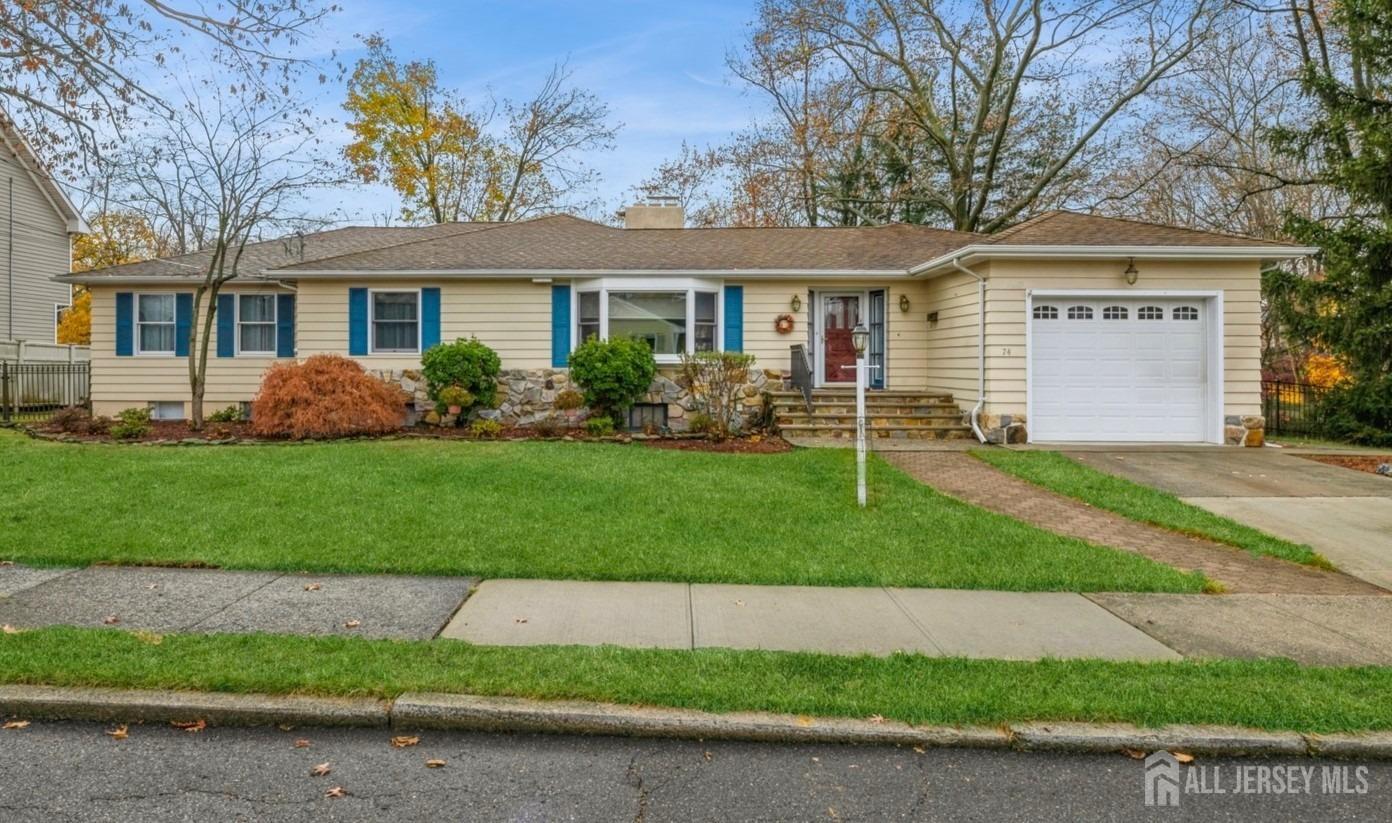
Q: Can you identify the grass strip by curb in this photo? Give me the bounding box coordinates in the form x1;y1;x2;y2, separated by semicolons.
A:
970;449;1327;567
1;627;1390;734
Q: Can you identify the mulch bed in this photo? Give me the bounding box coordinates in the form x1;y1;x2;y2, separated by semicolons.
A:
1300;454;1392;477
29;419;790;453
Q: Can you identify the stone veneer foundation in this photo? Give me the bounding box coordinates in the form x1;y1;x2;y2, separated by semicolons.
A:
372;367;778;432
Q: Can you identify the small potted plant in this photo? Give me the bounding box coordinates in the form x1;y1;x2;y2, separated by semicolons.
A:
438;385;474;416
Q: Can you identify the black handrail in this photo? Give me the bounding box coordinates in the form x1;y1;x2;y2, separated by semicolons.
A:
789;344;814;412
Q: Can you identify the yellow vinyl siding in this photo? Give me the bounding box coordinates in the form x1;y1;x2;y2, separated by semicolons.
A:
919;268;983;404
89;284;288;415
977;258;1262;419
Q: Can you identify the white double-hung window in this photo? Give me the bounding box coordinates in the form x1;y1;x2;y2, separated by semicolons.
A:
237;295;277;354
574;278;720;363
136;294;177;355
371;290;420;353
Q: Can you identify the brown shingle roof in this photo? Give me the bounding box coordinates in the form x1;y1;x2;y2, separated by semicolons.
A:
984;210;1302;247
64;222;495;279
273;214;983;273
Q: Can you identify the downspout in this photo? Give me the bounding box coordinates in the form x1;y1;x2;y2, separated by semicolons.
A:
6;177;12;340
950;256;989;443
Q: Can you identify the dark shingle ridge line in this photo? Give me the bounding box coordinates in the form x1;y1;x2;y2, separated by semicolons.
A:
985;209;1302;246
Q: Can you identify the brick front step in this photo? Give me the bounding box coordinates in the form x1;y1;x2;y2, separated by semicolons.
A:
772;404;962;416
776;413;965;427
778;423;974;440
768;389;956;405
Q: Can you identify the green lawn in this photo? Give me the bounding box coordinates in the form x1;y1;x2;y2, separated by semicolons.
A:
2;627;1389;733
972;449;1325;567
0;431;1203;592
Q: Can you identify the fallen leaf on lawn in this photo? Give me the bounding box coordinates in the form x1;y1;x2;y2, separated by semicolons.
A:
867;714;885;725
912;746;926;755
310;762;332;777
425;759;446;768
277;724;295;731
324;786;347;798
390;735;420;748
106;725;128;740
304;583;321;592
133;631;163;645
1123;748;1147;760
1;624;19;634
703;751;712;762
343;619;361;629
171;719;206;733
1172;751;1195;764
294;739;311;749
3;720;30;729
102;614;121;625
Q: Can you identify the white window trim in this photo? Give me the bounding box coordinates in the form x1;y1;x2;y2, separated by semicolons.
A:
53;303;69;343
1024;289;1225;445
570;277;723;364
134;292;178;357
235;293;278;356
367;287;423;355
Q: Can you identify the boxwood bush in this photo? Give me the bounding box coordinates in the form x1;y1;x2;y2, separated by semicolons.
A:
421;337;502;410
568;337;656;425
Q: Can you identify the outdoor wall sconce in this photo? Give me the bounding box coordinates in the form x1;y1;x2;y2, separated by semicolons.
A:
790;294;802;313
899;294;911;312
1124;257;1139;285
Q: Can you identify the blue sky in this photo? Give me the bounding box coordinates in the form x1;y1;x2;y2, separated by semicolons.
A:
316;0;762;223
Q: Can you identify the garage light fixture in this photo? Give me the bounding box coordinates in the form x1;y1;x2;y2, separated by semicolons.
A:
790;294;802;313
899;293;911;312
1124;257;1139;285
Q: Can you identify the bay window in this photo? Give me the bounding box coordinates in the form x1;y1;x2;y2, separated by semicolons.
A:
573;279;721;362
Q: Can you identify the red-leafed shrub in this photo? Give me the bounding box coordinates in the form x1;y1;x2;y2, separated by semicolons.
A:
251;354;407;440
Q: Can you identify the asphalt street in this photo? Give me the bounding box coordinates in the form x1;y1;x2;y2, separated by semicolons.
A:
2;721;1390;821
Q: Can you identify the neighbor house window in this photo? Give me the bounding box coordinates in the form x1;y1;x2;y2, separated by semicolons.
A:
1067;305;1093;320
574;280;720;361
1033;305;1058;320
136;294;176;354
237;294;277;354
371;291;419;353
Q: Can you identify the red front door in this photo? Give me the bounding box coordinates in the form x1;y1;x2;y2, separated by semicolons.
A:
823;294;861;383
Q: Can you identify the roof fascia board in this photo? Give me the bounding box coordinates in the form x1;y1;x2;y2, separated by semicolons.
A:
0;117;88;234
265;268;914;279
908;244;1319;276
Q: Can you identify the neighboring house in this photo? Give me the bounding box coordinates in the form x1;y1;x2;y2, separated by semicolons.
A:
59;204;1313;445
0;113;85;343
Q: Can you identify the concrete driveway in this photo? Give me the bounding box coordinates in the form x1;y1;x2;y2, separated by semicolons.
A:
1067;449;1392;591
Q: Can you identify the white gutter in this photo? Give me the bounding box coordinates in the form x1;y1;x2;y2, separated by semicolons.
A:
909;244;1320;277
950;256;989;444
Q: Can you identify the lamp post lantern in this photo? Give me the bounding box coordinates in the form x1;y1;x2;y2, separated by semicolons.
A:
851;323;870;508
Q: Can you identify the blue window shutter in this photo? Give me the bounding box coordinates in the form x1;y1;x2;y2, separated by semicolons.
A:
551;285;571;367
216;294;235;357
174;293;193;357
348;288;368;356
421;287;441;351
115;292;134;356
723;285;744;353
276;293;296;358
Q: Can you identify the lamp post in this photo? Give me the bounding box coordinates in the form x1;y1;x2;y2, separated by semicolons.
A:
851;323;870;508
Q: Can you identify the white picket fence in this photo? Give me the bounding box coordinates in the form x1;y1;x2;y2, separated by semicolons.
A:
0;339;90;363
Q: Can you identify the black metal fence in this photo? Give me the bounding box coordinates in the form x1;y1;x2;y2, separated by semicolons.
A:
0;361;91;424
1261;380;1327;437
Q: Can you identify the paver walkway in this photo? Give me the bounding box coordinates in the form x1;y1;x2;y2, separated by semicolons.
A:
882;451;1384;596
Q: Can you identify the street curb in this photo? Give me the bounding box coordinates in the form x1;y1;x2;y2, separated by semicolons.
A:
4;685;1392;759
0;685;389;728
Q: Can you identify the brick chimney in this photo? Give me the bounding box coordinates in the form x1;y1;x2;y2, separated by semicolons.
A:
620;195;684;229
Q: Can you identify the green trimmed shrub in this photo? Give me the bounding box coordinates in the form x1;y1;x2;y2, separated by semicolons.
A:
584;416;616;437
206;405;243;423
553;388;584;410
568;337;656;425
468;419;503;439
110;407;152;440
437;385;475;410
421;338;501;410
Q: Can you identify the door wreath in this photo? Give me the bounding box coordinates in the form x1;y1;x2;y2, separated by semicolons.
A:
774;314;796;334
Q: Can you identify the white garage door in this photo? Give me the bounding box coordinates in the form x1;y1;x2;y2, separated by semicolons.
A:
1030;297;1209;442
